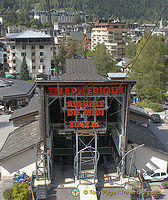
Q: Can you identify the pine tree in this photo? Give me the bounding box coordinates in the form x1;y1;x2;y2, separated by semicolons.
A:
20;56;29;81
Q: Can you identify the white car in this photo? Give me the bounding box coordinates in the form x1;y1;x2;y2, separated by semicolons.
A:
143;169;168;182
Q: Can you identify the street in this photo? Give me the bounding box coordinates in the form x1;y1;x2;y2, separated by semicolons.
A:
148;111;168;151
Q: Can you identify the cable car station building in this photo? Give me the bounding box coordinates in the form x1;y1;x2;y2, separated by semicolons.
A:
36;59;136;187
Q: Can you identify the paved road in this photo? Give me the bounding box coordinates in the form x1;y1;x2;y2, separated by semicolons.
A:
149;121;168;151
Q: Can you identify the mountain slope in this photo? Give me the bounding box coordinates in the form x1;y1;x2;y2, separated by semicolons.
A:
0;0;168;21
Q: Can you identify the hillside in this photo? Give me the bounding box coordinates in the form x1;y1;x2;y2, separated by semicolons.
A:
0;0;168;21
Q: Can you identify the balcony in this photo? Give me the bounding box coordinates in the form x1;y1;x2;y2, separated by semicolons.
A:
39;55;45;59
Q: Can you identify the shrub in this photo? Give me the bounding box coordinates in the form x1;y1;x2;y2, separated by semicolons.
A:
3;188;13;200
3;183;29;200
161;181;168;188
12;183;29;200
138;101;163;112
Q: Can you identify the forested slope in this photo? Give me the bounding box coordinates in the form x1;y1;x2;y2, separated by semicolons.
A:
0;0;168;21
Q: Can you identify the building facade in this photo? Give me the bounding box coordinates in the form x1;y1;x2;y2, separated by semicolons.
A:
91;19;129;58
6;30;52;79
34;10;86;24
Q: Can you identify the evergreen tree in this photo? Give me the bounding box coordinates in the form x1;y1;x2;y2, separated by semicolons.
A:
20;56;29;81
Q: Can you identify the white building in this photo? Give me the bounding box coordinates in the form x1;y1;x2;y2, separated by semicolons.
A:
6;30;52;79
91;19;129;58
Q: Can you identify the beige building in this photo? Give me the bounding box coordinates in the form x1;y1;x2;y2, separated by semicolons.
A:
91;19;129;58
6;30;52;79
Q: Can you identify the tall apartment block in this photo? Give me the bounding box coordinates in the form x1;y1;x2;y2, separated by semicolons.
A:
91;19;129;58
6;30;52;79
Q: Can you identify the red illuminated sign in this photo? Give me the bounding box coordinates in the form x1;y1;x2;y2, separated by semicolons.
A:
48;85;125;130
48;86;124;96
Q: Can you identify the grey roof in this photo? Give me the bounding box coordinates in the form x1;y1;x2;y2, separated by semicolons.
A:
0;78;35;99
128;121;168;154
70;32;83;40
58;59;108;82
0;121;41;160
130;105;149;117
10;96;39;121
6;30;51;39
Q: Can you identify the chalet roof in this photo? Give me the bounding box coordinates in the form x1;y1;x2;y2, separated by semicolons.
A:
0;121;41;160
6;30;51;39
10;96;39;121
128;121;168;154
0;78;35;100
58;59;108;82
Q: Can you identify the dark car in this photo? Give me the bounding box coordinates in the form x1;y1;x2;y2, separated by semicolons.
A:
151;114;161;123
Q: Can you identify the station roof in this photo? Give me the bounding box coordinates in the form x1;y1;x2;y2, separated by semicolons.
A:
36;59;136;84
0;120;42;160
0;78;36;100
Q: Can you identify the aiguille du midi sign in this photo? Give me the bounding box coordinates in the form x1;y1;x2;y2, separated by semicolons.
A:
48;85;125;129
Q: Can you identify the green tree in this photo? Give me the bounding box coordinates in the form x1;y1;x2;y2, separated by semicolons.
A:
131;35;168;103
92;43;116;75
125;42;137;59
20;56;29;81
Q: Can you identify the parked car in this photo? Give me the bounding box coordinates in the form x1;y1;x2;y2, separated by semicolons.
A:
143;169;168;182
151;114;161;123
164;102;168;110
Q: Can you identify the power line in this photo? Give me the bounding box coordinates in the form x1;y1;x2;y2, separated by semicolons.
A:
108;3;168;107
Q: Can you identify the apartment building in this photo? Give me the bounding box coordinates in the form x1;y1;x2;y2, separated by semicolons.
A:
7;25;26;34
34;10;86;24
6;30;52;79
91;19;129;58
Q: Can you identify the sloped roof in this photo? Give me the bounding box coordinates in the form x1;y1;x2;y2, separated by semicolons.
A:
58;59;108;82
130;105;149;117
6;30;51;39
0;78;35;99
0;121;41;160
128;121;168;154
10;96;39;121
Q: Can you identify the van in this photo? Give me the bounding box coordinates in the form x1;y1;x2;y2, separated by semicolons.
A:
143;169;168;182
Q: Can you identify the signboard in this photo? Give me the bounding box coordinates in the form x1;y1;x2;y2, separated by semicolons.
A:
48;85;125;130
48;85;125;96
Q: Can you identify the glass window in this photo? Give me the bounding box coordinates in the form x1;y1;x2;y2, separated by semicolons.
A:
40;59;44;63
43;66;45;70
21;52;26;57
32;52;35;56
22;46;26;49
40;52;44;56
31;45;35;49
13;46;15;49
39;45;44;49
161;172;166;176
32;59;35;63
32;66;36;70
152;173;160;177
